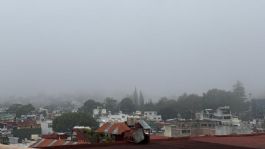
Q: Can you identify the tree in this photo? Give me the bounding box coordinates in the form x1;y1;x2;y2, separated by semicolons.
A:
53;112;97;132
7;104;35;117
133;88;139;106
139;91;145;106
233;81;246;100
156;97;178;120
104;97;118;113
202;89;233;110
119;97;136;114
78;99;102;114
202;88;248;113
142;100;156;111
177;94;203;119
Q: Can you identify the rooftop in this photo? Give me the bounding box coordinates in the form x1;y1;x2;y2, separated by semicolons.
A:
32;134;265;149
96;122;130;135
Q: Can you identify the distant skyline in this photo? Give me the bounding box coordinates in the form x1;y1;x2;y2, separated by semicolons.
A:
0;0;265;100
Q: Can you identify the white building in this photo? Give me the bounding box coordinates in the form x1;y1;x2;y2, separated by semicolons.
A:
93;107;107;118
108;111;128;122
40;120;53;135
195;106;252;135
144;111;162;121
196;106;240;126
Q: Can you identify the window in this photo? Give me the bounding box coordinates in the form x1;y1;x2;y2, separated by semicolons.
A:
182;130;190;134
224;116;231;119
48;123;53;128
201;124;207;127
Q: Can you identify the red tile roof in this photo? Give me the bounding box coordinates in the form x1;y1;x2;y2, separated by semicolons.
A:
96;122;131;135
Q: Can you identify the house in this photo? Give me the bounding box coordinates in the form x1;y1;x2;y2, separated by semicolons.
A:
0;113;15;122
164;119;218;137
195;106;240;126
96;122;131;141
72;126;91;143
144;111;162;122
93;107;107;118
42;132;68;140
40;120;53;135
107;112;128;123
16;120;41;129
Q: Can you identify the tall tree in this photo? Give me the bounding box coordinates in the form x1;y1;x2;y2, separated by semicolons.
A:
133;88;139;106
233;81;246;100
156;97;178;120
119;97;136;114
139;91;145;106
78;99;102;114
104;97;118;114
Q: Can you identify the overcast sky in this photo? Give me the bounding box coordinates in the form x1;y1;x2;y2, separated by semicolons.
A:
0;0;265;100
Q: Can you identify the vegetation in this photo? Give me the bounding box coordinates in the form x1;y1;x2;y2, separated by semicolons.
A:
104;97;118;114
53;112;97;132
7;104;35;117
78;99;102;114
13;128;41;142
79;81;249;120
119;97;136;114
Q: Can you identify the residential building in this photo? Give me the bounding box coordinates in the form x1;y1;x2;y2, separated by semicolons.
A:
195;106;240;126
164;119;218;137
40;120;53;135
144;111;162;122
93;107;107;118
96;122;131;141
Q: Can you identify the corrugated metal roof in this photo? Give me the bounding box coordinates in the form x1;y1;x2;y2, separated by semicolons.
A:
139;120;151;130
30;139;87;148
96;122;131;135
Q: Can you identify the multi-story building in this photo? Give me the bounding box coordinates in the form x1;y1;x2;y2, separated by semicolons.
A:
144;111;162;122
164;119;218;137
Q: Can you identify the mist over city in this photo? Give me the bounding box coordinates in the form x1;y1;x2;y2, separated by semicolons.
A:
0;0;265;149
1;0;265;101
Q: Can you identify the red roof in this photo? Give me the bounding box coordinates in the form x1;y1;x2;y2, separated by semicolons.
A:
192;134;265;149
42;133;68;140
31;133;265;149
96;122;131;135
16;120;40;128
30;139;89;148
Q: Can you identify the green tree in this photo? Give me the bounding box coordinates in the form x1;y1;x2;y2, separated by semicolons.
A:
119;97;136;114
233;81;247;100
104;97;118;113
177;94;203;119
53;112;97;132
139;91;145;106
202;87;248;113
7;104;35;117
78;99;102;114
142;99;156;111
156;97;178;120
133;88;139;106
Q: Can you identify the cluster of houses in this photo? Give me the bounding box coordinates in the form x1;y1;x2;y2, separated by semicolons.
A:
0;107;54;147
2;102;265;148
92;107;162;125
164;106;253;137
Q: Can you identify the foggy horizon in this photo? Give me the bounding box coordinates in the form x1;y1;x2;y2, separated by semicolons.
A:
1;0;265;100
